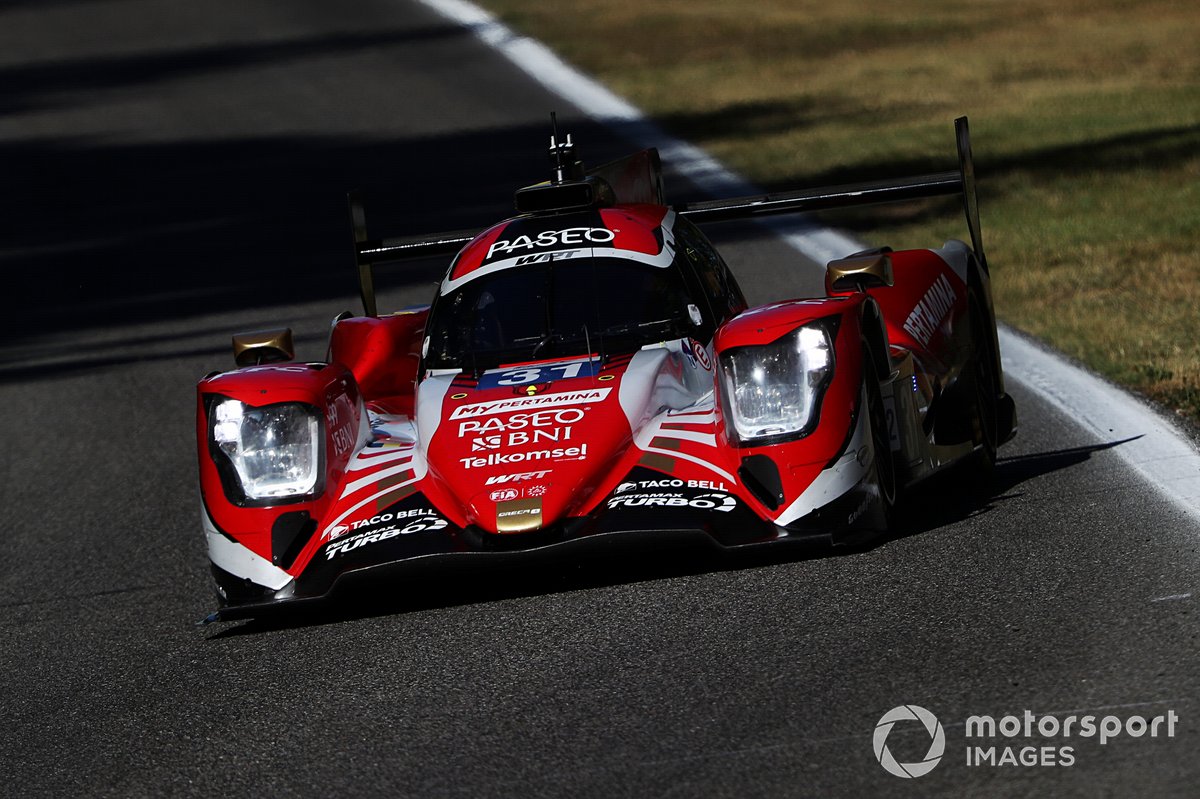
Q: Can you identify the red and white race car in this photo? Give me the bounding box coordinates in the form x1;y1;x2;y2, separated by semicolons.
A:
196;117;1015;619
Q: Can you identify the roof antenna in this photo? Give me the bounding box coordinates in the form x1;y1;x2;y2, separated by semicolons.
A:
549;111;578;184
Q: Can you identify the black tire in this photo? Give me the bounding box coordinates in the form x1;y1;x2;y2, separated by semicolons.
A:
967;293;1000;476
832;356;896;549
864;343;897;520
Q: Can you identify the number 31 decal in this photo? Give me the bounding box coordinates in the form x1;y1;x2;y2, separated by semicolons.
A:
478;358;600;389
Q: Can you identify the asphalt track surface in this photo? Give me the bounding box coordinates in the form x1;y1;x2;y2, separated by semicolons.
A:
2;2;1198;796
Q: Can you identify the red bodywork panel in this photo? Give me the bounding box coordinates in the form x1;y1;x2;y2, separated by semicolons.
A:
329;310;428;416
426;365;634;530
197;363;365;563
714;294;872;519
828;248;970;381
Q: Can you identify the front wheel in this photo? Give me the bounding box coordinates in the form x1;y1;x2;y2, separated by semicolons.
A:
865;356;897;519
967;292;1000;476
835;344;897;548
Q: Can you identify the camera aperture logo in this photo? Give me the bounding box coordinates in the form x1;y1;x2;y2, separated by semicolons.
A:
874;705;946;778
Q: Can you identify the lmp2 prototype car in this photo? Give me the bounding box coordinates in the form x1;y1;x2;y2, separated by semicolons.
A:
197;116;1015;619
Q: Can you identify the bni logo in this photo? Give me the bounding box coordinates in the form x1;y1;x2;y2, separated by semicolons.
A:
874;705;945;778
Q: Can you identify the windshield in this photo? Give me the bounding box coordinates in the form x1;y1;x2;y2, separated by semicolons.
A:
425;258;692;371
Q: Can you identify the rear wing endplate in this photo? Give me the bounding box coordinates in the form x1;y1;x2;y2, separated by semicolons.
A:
347;196;476;317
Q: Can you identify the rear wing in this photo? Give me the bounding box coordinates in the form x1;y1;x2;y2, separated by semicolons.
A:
347;199;475;317
348;116;986;316
676;116;987;273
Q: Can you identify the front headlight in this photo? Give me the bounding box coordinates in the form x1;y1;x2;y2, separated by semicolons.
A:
211;399;321;500
719;322;835;444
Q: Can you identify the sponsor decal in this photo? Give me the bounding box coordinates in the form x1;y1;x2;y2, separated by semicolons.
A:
495;497;543;532
476;359;600;390
486;227;616;260
325;394;357;457
607;491;737;512
512;250;580;266
323;510;448;558
498;504;539;519
331;421;355;457
681;342;697;370
459;408;584;436
847;495;872;526
620;479;729;491
449;388;610;420
484;470;552;486
902;274;957;347
462;408;581;451
470;428;573;450
689;339;712;371
323;508;438;540
488;484;549;502
460;444;587;469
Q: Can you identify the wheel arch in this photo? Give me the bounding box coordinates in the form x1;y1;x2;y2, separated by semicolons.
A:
858;296;892;382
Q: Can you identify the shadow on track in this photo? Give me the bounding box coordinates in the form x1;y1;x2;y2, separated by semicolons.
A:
203;438;1137;639
887;436;1142;542
0;29;468;114
1;117;664;346
201;537;829;640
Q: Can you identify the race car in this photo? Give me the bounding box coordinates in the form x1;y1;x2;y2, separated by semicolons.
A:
197;116;1016;620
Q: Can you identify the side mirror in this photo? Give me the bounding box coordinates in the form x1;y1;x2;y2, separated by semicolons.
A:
827;253;894;293
232;328;295;367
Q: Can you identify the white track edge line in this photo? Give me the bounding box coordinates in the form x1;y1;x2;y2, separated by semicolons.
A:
998;327;1200;520
417;0;1200;521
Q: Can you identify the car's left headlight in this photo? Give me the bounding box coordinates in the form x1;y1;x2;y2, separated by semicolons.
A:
719;322;835;444
210;399;321;500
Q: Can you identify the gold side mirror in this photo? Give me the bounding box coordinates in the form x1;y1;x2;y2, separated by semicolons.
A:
233;328;295;367
827;253;894;292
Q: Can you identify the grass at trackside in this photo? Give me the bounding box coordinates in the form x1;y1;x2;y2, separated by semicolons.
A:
481;0;1200;423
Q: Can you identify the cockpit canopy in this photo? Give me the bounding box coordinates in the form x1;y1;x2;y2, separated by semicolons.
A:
424;256;693;371
422;201;748;374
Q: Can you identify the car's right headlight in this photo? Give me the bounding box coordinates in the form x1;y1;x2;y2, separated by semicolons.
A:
718;321;835;445
210;398;322;501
